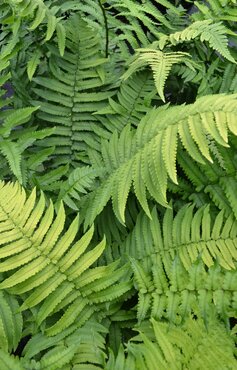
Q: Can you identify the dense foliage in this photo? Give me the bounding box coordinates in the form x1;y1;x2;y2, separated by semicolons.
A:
0;0;237;368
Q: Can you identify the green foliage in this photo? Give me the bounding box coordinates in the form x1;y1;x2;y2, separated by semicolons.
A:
0;0;236;368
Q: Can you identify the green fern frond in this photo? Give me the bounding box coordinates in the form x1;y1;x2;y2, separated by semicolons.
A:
131;254;237;323
0;291;23;352
0;350;23;370
56;166;99;211
95;71;159;133
123;204;237;270
127;316;237;370
177;144;237;219
123;49;190;101
9;0;65;48
32;15;116;167
83;94;237;226
0;181;132;335
159;20;236;63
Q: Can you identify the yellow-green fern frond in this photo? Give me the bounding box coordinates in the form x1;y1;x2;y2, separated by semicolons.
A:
83;94;237;226
0;291;23;353
159;20;236;63
123;49;189;101
0;181;132;336
123;204;237;270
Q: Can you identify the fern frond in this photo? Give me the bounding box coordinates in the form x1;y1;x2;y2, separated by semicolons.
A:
8;0;65;48
0;181;132;335
177;144;237;219
95;71;159;133
0;291;23;352
83;94;237;225
127;316;237;370
32;15;116;167
0;350;23;370
131;255;236;323
56;166;99;211
159;20;236;63
123;204;237;270
123;49;190;101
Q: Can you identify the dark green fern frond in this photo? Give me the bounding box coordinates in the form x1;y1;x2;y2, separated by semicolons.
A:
55;166;99;211
0;181;132;336
32;14;116;168
5;0;66;55
95;71;159;134
19;320;108;369
176;144;237;219
83;94;237;226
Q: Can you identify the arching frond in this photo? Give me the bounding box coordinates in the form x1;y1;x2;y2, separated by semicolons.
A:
128;317;236;370
123;49;190;101
4;0;65;52
0;181;132;336
95;71;159;134
176;145;237;217
0;291;23;352
106;316;237;370
159;20;236;63
83;94;237;226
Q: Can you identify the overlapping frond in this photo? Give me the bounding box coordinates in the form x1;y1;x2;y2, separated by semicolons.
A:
83;94;237;226
131;255;236;323
176;144;237;219
4;0;65;52
106;316;237;370
95;71;159;133
123;49;190;101
107;0;179;56
0;181;132;336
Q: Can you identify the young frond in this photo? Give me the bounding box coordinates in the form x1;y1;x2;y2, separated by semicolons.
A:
127;317;237;370
159;20;236;63
123;49;190;101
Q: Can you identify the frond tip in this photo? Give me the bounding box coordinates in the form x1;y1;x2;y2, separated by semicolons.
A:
123;49;189;102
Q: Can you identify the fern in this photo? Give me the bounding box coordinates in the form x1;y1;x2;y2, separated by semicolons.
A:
0;181;132;336
0;1;237;367
83;94;237;226
123;49;190;101
122;204;237;270
106;316;236;370
131;255;236;323
32;14;116;168
159;20;236;63
4;0;66;54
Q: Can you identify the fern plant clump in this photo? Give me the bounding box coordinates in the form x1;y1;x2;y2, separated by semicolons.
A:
0;0;237;369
